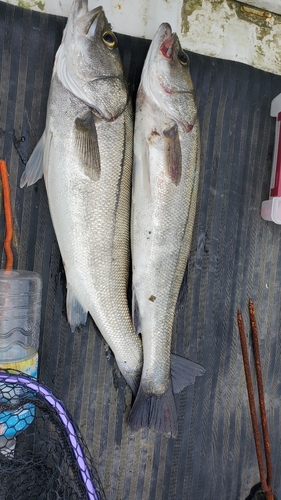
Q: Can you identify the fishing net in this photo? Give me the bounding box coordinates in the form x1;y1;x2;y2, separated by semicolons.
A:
0;371;106;500
245;484;278;500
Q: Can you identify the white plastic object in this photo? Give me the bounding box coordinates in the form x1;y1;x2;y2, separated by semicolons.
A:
0;270;42;362
261;94;281;224
0;270;42;442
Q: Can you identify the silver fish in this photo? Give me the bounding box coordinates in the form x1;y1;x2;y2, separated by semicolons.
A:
129;23;205;437
20;0;142;394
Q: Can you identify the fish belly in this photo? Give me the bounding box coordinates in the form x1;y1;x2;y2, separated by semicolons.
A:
44;77;142;392
132;98;200;391
129;96;200;435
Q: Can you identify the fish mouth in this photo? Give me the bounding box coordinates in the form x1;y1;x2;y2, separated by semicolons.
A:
159;25;177;60
77;6;104;36
85;7;103;35
91;101;116;122
86;75;128;121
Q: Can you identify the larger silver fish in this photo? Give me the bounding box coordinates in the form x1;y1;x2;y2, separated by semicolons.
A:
129;23;205;437
20;0;142;394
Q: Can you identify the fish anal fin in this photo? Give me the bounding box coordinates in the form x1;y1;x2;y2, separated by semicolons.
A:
171;353;205;394
129;380;178;438
163;124;182;186
66;286;88;332
20;134;45;187
75;112;100;181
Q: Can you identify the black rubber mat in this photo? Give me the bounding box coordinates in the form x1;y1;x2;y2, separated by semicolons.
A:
1;2;281;499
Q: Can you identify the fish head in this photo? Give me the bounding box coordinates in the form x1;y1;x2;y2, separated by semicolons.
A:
55;1;128;120
141;23;197;131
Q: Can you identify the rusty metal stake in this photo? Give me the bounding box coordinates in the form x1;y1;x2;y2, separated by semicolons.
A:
237;301;274;500
248;299;273;492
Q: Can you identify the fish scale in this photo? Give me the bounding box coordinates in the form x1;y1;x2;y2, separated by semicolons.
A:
20;1;143;395
129;23;205;437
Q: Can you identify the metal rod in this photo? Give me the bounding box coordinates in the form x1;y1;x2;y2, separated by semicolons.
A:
237;309;268;492
248;300;274;499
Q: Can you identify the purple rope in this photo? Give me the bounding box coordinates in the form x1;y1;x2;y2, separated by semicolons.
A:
0;372;99;500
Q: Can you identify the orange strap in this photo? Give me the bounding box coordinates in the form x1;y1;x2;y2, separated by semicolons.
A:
0;160;13;270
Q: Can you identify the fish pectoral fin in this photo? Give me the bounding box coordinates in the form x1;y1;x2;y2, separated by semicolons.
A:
66;286;88;332
75;112;101;181
163;124;182;186
170;353;205;393
20;133;45;187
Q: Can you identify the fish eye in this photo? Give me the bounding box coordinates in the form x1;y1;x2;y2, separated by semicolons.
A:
178;51;189;66
102;31;118;49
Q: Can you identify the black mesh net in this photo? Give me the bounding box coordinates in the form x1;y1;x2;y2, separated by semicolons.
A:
245;484;278;500
0;371;106;500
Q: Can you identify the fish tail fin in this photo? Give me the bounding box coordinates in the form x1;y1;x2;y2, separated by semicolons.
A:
117;361;141;396
128;355;205;437
66;286;88;332
122;372;140;396
171;353;205;394
128;380;178;438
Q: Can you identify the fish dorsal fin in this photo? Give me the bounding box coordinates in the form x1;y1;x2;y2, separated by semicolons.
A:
163;124;182;186
75;112;101;181
20;134;45;187
171;353;205;393
66;285;88;333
